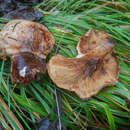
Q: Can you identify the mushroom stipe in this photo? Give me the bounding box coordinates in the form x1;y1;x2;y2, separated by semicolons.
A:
0;20;119;98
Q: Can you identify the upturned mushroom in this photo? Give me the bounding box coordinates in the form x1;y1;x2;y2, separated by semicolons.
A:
48;30;119;99
0;19;55;85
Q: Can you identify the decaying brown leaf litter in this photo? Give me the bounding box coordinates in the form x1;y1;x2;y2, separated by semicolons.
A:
0;0;43;21
0;19;119;98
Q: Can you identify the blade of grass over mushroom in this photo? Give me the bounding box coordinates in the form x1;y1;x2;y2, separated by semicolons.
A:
7;75;11;110
0;60;4;86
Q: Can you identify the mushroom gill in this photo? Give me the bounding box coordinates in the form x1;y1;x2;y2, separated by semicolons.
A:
48;30;119;99
0;19;55;84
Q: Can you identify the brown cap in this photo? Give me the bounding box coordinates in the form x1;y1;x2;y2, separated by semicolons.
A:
0;19;55;58
48;30;119;99
0;19;55;84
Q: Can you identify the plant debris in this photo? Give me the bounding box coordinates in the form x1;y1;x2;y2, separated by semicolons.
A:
48;30;120;99
0;122;6;130
0;0;43;21
35;90;67;130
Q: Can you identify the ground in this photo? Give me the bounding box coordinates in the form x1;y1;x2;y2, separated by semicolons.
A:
0;0;129;130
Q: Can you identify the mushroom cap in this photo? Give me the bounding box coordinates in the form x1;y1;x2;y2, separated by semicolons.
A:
77;30;110;55
0;19;55;58
48;30;119;99
0;19;55;84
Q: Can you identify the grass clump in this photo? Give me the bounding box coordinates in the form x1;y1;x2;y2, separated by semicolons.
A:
0;0;130;129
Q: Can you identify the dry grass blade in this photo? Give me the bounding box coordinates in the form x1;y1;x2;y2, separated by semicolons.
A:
0;96;24;130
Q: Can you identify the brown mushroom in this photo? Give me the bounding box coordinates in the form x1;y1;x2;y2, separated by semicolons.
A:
48;30;119;99
0;19;55;85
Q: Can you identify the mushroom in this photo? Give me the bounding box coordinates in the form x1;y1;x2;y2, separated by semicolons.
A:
0;19;55;85
48;30;119;99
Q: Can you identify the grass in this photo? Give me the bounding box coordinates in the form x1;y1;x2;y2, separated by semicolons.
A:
0;0;130;129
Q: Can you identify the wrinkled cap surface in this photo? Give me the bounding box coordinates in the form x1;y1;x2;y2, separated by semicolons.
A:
0;19;55;58
48;30;119;99
0;19;55;84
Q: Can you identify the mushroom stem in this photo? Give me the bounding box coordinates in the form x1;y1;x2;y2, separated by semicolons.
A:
11;52;46;85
